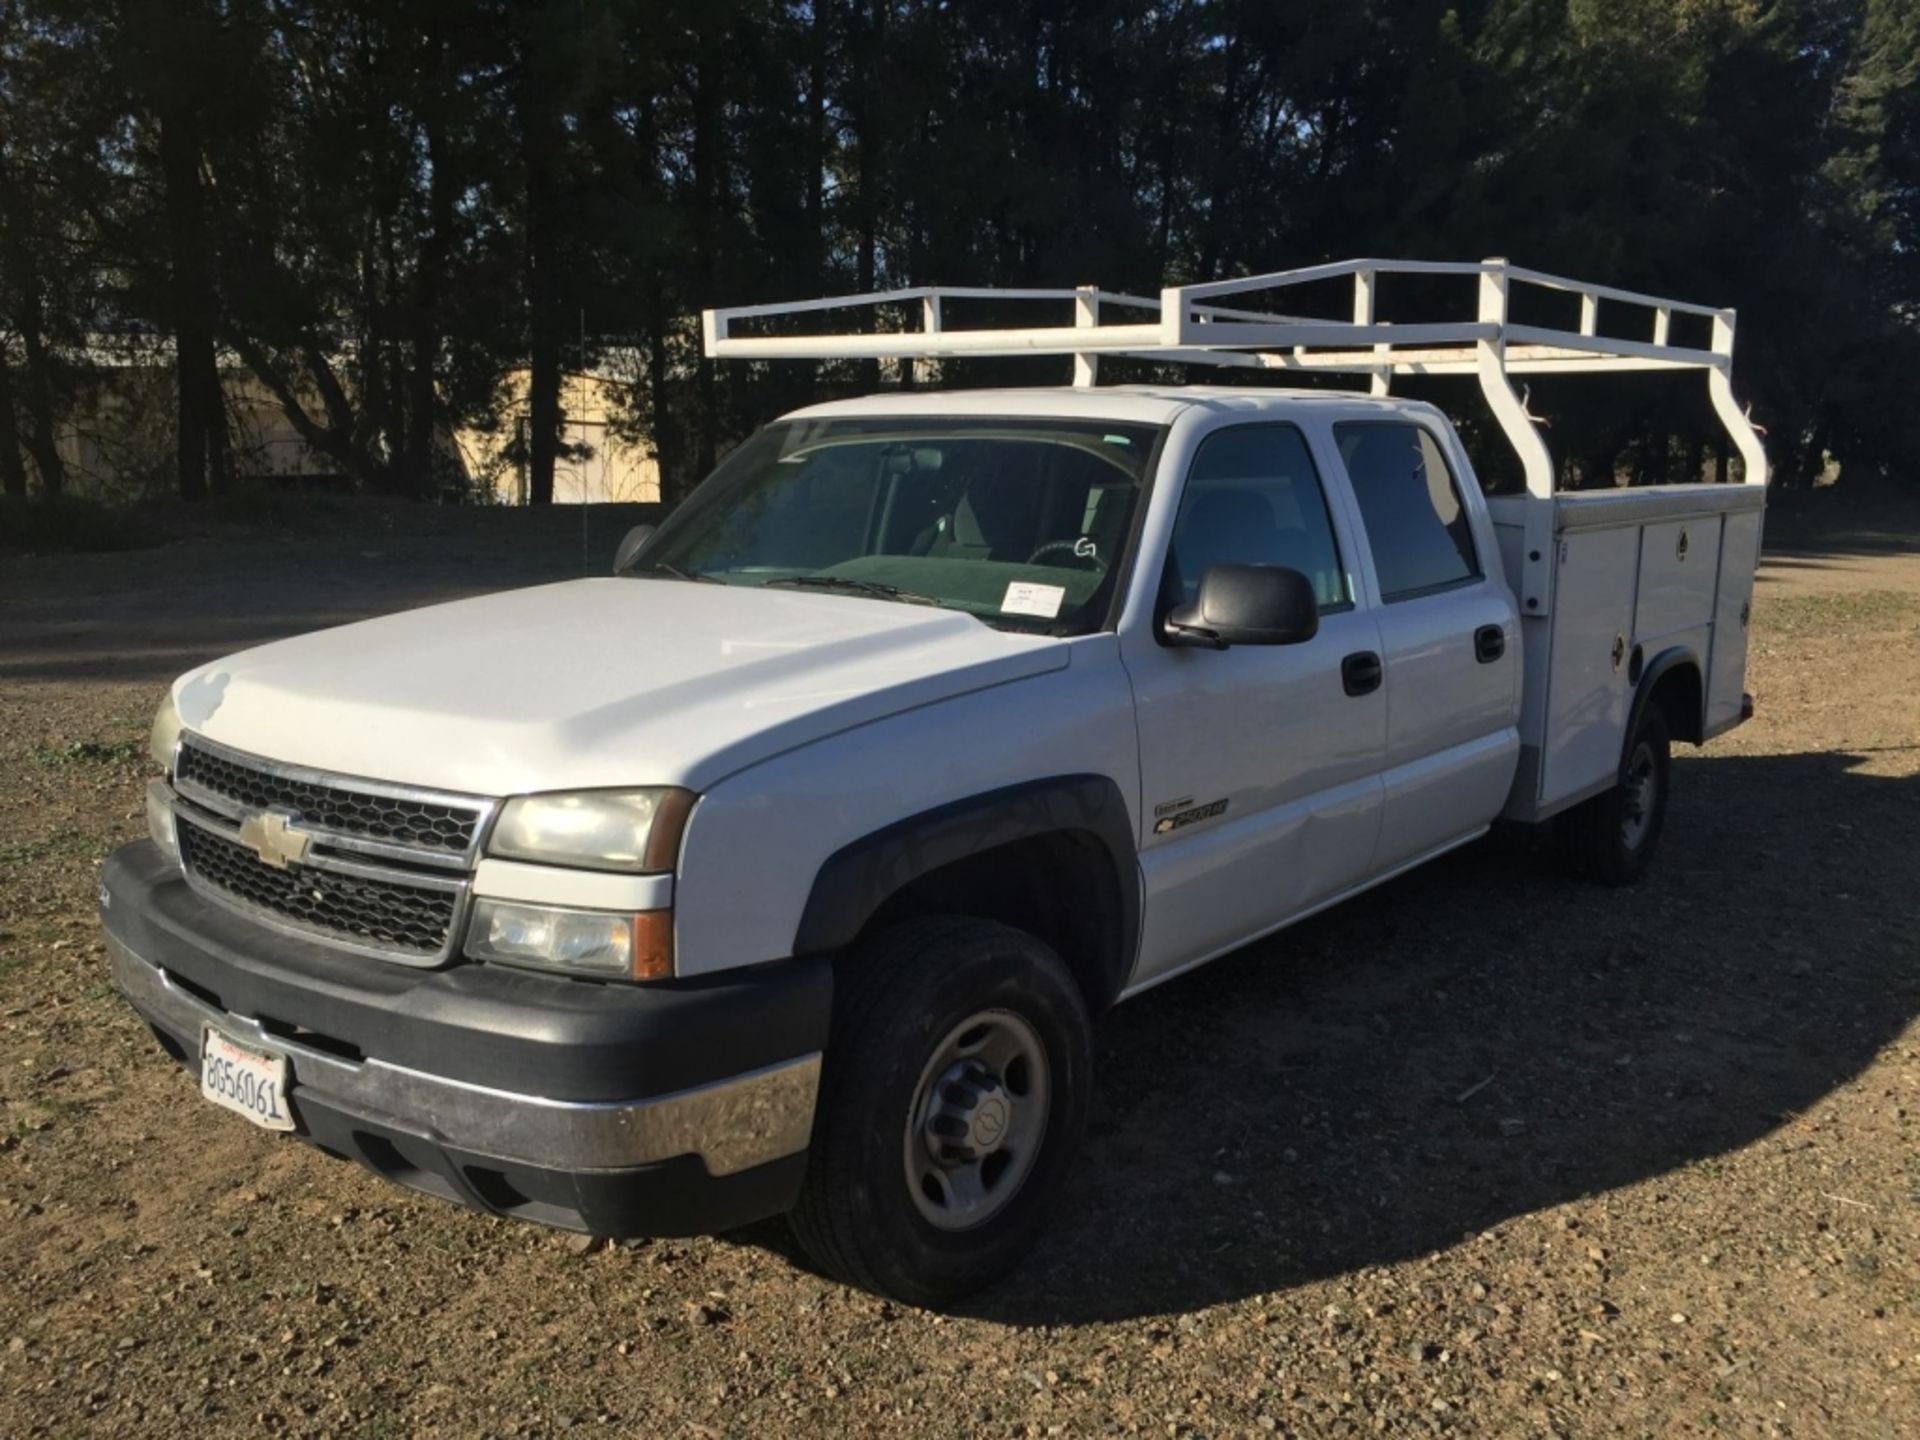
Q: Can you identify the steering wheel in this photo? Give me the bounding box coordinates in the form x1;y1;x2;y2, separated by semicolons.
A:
1025;538;1108;573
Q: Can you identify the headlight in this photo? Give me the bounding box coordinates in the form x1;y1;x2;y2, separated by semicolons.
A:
465;898;673;981
145;779;180;865
149;692;183;773
488;788;693;873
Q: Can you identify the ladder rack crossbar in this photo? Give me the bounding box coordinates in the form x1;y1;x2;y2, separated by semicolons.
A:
1119;345;1719;376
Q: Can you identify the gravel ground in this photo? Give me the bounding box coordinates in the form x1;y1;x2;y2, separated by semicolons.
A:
1;502;1916;1438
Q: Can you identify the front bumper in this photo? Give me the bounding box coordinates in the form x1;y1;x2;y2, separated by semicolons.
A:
100;842;831;1236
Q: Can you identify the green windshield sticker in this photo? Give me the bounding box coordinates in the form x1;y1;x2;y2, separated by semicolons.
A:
1103;435;1131;445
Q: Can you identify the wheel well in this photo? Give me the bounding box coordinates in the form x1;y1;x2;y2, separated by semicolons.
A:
1647;660;1705;744
863;831;1129;1013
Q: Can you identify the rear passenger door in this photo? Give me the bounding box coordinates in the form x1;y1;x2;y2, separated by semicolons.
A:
1333;420;1520;870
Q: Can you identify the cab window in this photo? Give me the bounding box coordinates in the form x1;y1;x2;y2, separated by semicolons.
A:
637;417;1162;634
1164;424;1350;613
1336;421;1480;601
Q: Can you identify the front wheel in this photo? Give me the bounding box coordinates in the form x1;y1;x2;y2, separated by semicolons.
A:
1557;706;1672;885
788;917;1092;1306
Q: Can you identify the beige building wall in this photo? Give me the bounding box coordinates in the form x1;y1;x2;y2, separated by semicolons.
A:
51;360;658;506
456;371;662;506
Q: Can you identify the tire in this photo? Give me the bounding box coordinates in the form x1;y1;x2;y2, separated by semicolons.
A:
788;915;1093;1306
1557;705;1672;885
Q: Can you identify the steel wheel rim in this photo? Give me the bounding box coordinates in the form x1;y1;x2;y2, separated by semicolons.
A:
1620;740;1658;849
903;1008;1051;1232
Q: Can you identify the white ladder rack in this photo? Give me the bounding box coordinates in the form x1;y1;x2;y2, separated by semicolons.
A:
702;256;1770;502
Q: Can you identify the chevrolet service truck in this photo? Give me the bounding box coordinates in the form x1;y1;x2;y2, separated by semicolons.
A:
103;259;1768;1303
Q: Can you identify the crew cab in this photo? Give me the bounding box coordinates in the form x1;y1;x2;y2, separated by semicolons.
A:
101;260;1769;1304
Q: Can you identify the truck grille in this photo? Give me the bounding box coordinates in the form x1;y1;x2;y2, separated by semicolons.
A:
178;817;460;959
177;739;482;857
168;736;494;965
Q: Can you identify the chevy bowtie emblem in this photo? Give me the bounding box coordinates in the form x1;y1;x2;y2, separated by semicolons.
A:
237;807;312;869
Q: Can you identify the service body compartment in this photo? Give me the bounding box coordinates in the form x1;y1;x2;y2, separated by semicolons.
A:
1706;509;1763;735
1495;484;1766;821
1540;524;1638;810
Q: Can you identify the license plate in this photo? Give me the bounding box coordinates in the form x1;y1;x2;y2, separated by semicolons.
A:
199;1026;295;1132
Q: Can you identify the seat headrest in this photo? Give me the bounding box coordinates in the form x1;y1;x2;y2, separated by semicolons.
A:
1175;488;1282;578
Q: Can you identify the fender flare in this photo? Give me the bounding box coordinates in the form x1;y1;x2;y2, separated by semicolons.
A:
791;774;1140;1000
1625;644;1704;765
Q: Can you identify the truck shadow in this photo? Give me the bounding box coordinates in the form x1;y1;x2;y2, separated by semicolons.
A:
800;747;1917;1324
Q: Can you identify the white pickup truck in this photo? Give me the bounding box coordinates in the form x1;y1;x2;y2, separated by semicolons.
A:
103;259;1768;1304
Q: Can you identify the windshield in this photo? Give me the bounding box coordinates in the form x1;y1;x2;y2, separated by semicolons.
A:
635;417;1164;635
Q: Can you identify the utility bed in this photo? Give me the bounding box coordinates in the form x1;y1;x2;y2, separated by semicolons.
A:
1491;483;1764;819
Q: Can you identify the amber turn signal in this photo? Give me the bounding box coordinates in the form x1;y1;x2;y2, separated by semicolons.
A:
630;910;675;981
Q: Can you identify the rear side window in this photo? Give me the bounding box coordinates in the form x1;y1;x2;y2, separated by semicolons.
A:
1336;422;1480;600
1165;425;1350;612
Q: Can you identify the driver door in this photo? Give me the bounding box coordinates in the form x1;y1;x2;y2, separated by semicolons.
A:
1121;423;1388;988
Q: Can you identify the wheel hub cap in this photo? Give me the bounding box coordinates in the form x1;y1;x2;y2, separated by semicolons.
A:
903;1009;1051;1232
923;1062;1012;1162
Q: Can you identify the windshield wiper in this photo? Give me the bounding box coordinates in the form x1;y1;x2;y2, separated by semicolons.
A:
762;575;949;608
640;561;722;584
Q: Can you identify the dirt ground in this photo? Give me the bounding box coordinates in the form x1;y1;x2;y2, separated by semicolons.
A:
1;501;1916;1439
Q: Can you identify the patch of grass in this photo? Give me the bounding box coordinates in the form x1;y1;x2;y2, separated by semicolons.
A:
1757;590;1920;633
29;738;144;770
0;831;116;874
0;838;46;864
0;493;160;555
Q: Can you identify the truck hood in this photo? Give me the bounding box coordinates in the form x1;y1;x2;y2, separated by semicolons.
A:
172;578;1068;796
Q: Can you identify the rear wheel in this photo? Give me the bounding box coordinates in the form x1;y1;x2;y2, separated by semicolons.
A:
788;916;1092;1306
1557;706;1671;885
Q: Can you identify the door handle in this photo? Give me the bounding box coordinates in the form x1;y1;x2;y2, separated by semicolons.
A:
1341;651;1383;696
1474;625;1506;663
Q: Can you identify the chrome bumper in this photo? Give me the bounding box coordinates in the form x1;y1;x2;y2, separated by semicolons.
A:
108;933;821;1177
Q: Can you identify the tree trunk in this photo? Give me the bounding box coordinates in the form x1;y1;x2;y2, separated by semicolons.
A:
806;4;828;288
525;271;562;506
0;356;27;497
1645;430;1671;486
407;103;454;501
646;281;681;504
159;108;219;501
372;220;409;494
846;2;881;392
520;47;563;507
0;159;66;495
689;18;722;478
1797;422;1829;487
632;89;680;506
13;291;64;494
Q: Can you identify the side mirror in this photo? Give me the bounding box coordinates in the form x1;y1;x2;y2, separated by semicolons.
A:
1164;564;1319;649
612;523;657;574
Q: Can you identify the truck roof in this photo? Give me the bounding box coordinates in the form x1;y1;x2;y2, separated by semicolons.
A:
784;385;1435;427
